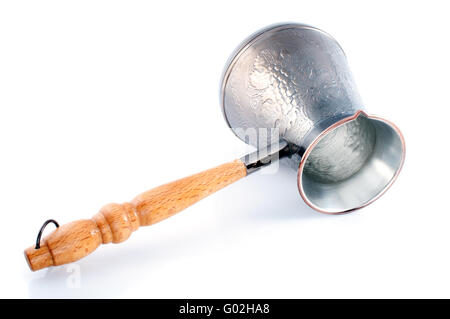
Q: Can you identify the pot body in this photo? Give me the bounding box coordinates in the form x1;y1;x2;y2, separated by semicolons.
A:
221;23;405;213
221;23;363;158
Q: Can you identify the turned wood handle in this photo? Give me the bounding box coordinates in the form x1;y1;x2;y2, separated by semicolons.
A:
24;159;247;271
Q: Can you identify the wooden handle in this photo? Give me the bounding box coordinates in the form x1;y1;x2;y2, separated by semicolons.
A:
24;159;247;271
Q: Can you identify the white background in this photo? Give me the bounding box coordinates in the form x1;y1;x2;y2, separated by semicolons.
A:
0;0;449;298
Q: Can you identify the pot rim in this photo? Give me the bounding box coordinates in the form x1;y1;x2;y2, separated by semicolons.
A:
297;110;406;214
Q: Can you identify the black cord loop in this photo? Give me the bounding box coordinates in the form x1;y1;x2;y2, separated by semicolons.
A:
35;219;59;249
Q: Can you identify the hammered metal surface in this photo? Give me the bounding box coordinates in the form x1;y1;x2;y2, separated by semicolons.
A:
222;24;364;149
303;116;376;183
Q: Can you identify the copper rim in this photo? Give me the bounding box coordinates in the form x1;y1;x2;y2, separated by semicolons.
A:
297;110;406;214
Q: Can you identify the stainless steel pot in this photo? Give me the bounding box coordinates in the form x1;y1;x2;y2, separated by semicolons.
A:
221;23;405;213
24;23;407;271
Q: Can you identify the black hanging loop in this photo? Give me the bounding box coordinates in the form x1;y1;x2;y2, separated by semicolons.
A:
35;219;59;249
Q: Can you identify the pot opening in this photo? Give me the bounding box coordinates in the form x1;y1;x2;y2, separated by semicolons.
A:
299;112;404;213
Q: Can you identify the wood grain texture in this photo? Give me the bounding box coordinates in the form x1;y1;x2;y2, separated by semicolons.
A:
24;159;247;271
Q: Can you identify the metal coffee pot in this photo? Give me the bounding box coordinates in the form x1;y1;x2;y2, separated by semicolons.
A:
221;23;405;213
25;23;405;271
